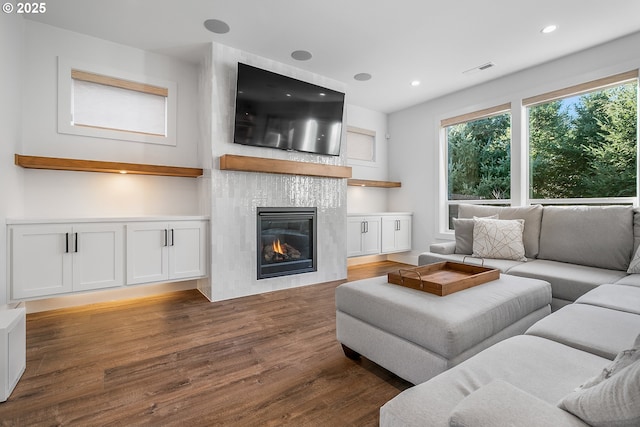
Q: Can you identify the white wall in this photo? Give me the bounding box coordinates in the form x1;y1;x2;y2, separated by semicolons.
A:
388;31;640;256
20;21;202;218
346;104;389;213
3;20;206;310
0;14;26;306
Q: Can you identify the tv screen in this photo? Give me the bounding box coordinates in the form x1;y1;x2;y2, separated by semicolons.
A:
233;63;345;156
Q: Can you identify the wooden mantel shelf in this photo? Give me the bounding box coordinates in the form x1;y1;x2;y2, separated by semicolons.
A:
219;154;352;179
15;154;203;178
347;179;401;188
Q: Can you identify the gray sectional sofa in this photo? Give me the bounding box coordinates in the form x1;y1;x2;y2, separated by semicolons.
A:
420;204;640;310
380;283;640;426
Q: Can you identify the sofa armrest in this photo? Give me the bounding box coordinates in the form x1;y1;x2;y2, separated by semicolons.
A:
448;380;588;427
430;241;456;255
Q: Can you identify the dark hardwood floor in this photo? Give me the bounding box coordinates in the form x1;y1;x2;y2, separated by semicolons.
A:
0;261;413;426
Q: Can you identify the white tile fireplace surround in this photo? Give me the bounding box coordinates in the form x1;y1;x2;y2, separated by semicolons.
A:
207;170;347;301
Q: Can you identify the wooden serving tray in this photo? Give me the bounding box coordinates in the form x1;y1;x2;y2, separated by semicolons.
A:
387;261;500;296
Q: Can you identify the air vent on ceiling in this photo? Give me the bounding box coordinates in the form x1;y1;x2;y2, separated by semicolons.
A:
463;62;495;75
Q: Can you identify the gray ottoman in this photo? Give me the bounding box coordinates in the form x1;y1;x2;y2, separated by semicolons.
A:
336;274;552;384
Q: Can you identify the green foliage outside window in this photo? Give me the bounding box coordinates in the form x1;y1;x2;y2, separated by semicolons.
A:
447;114;511;200
529;82;637;199
446;81;638;202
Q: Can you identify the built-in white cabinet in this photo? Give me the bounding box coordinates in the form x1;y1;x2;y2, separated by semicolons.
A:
0;303;26;402
126;221;207;285
7;217;208;301
381;215;412;254
348;213;412;257
9;223;124;299
347;216;381;257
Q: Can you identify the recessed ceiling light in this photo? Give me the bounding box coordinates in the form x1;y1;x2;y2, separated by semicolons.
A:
411;80;421;87
354;73;372;81
204;19;230;34
541;24;558;34
291;50;313;61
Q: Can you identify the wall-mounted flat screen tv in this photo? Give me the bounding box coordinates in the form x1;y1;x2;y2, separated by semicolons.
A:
233;63;345;156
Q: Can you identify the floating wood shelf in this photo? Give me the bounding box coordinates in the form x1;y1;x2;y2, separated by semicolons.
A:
347;179;401;188
15;154;203;178
219;154;352;179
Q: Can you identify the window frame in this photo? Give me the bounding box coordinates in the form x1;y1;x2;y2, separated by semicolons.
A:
440;103;512;234
524;70;639;207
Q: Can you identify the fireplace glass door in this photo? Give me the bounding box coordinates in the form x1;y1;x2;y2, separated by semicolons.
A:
257;207;317;279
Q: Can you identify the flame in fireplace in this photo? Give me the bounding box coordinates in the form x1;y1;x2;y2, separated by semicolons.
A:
272;239;285;255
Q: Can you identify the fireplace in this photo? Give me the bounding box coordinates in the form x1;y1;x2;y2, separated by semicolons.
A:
257;207;317;279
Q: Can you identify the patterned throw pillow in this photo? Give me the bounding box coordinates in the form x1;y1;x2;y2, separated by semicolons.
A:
627;246;640;273
472;218;526;261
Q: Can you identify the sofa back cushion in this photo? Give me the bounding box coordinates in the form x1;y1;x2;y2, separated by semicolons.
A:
633;208;640;255
458;204;543;258
538;205;634;271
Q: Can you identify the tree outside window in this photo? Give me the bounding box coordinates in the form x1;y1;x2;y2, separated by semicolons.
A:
529;82;638;200
446;113;511;201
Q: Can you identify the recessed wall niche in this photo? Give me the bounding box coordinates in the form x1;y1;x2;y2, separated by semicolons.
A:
57;57;178;146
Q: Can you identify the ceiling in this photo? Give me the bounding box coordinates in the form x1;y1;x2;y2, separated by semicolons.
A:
25;0;640;113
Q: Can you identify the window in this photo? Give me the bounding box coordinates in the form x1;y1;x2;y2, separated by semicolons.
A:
525;71;638;204
442;103;511;227
57;57;177;146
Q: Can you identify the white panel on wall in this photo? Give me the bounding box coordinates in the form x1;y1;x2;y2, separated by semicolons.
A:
57;57;177;146
347;129;375;162
72;80;167;136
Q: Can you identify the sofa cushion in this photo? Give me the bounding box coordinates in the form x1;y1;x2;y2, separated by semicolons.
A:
633;207;640;255
559;359;640;427
507;259;627;302
380;335;609;427
449;380;588;427
525;304;640;360
575;284;640;315
537;205;634;271
472;218;527;261
458;204;543;258
615;274;640;287
418;251;525;273
628;245;640;273
452;215;497;255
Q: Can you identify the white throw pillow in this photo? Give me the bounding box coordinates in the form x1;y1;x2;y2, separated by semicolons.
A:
472;218;526;261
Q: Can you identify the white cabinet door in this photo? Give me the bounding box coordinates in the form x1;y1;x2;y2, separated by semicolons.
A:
381;217;398;253
72;224;124;291
361;217;381;255
381;215;412;254
347;216;381;257
126;223;169;285
395;216;412;252
10;225;73;299
168;221;207;280
347;216;366;257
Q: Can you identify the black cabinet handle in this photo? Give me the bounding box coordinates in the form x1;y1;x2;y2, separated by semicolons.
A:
75;233;78;252
164;229;168;247
65;233;69;253
171;229;175;246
